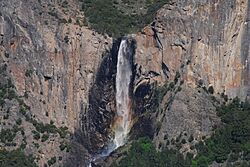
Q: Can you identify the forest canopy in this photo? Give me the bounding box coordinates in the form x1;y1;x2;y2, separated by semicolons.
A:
80;0;170;37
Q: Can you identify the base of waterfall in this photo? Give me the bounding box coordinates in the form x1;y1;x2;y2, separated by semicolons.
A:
87;144;115;167
87;138;124;167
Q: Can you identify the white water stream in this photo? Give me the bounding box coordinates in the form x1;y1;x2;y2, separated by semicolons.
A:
88;39;132;167
113;39;132;149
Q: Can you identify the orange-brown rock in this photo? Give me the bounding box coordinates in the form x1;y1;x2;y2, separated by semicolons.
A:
135;0;250;100
0;0;112;166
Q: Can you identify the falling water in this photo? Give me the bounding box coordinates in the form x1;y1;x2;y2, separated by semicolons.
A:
88;39;132;167
113;39;132;149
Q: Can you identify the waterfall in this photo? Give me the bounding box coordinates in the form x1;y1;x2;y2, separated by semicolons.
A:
88;39;133;167
113;39;132;149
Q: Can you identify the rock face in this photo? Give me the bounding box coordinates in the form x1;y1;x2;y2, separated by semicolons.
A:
135;0;250;100
1;0;111;131
101;0;249;165
82;40;119;154
82;38;136;155
1;0;250;166
0;0;111;166
132;0;250;153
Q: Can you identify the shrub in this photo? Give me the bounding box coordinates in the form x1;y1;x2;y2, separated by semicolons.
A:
41;134;49;142
181;139;186;144
111;137;191;167
62;1;68;8
24;91;29;98
59;141;71;151
113;99;250;167
30;118;69;139
0;129;16;143
33;142;40;149
32;130;40;140
20;105;28;115
0;149;38;167
48;11;57;18
31;119;57;134
16;118;22;125
3;114;9;119
48;157;56;166
193;99;250;166
58;126;68;138
8;89;17;99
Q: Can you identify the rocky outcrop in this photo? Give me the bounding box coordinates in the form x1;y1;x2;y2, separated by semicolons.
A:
1;0;250;166
1;0;112;131
0;0;112;166
135;0;250;100
132;0;250;155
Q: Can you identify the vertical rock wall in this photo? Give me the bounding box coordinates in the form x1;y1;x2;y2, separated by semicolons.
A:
133;0;250;151
0;0;112;166
0;0;111;133
135;0;250;100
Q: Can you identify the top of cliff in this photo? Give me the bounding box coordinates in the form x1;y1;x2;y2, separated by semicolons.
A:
81;0;171;37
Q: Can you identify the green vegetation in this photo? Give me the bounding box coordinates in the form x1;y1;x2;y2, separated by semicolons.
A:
33;120;68;138
113;98;250;167
31;120;58;134
192;98;250;166
0;149;38;167
0;129;17;143
20;105;28;115
22;111;69;139
47;156;56;166
81;0;170;37
32;130;40;140
174;71;181;84
111;137;191;167
61;1;68;8
29;119;68;142
33;142;40;149
41;134;49;142
59;141;71;152
0;125;21;144
0;65;30;109
153;71;181;106
0;64;68;167
16;118;22;125
57;126;69;138
48;11;58;18
0;77;16;106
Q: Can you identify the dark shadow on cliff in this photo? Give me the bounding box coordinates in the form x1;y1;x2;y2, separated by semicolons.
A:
129;81;159;140
63;37;137;167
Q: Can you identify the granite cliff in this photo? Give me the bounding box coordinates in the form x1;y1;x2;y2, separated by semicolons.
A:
0;0;250;167
134;0;250;151
0;0;111;166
